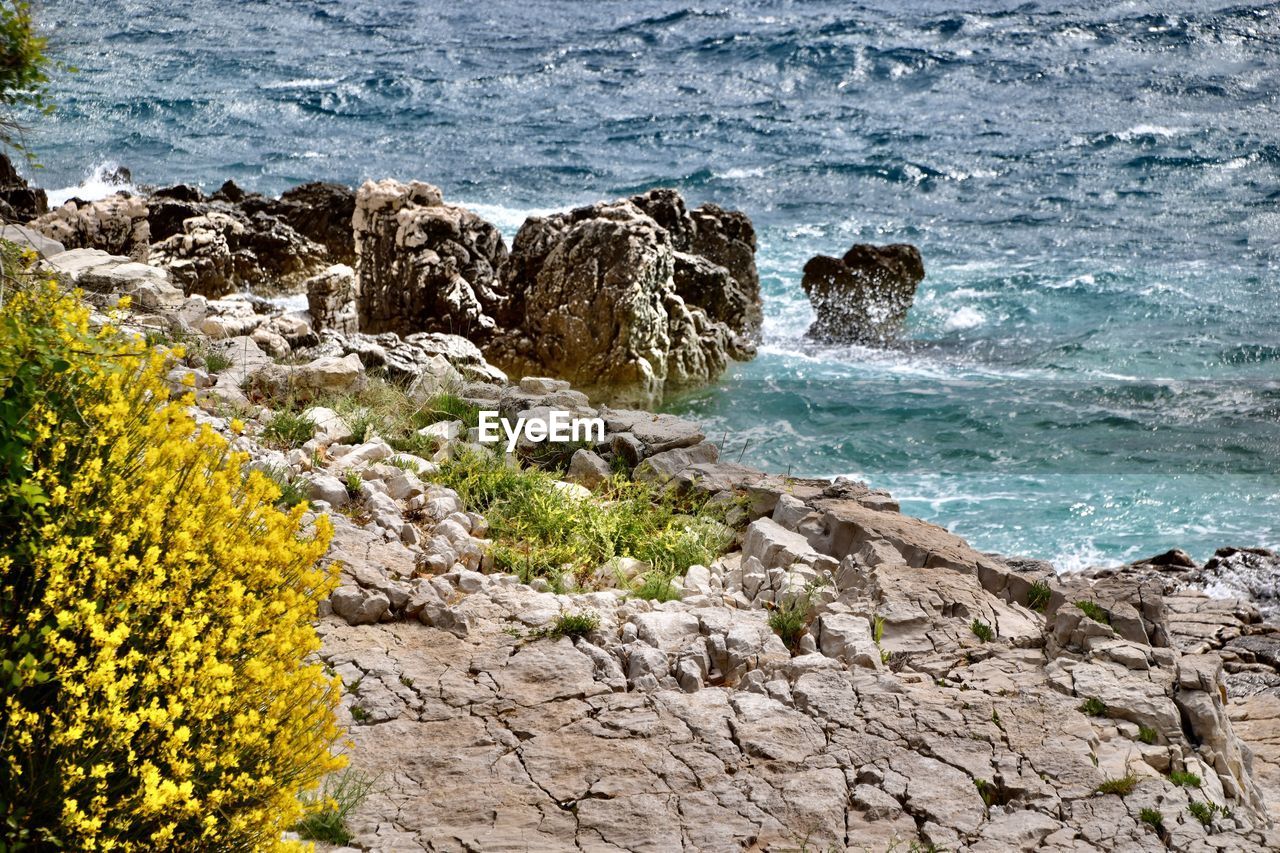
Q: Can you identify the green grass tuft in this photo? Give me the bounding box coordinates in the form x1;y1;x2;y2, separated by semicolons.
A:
293;769;377;845
547;610;600;639
1075;600;1110;625
1079;696;1108;717
203;350;233;374
1138;725;1158;745
1095;774;1139;796
262;410;316;449
1187;800;1217;827
1169;770;1201;788
634;573;682;602
1139;807;1163;832
1027;580;1052;612
970;619;995;643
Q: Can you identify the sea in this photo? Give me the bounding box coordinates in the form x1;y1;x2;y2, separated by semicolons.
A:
28;0;1280;571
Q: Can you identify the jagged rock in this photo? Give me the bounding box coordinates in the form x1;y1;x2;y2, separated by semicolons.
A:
0;153;47;221
149;211;238;296
38;249;183;311
629;188;762;337
27;193;150;262
493;195;755;405
267;181;355;263
801;242;925;344
1199;547;1280;622
352;179;507;338
0;223;63;257
305;264;357;334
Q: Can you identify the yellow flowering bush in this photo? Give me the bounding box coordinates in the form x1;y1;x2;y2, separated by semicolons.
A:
0;257;342;849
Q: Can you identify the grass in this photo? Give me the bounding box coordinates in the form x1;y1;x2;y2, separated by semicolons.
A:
1138;725;1158;745
262;410;316;449
349;706;370;723
432;447;733;586
343;469;363;498
973;778;993;807
634;573;682;602
1140;807;1164;832
1079;697;1108;717
1095;774;1139;796
1075;600;1110;625
970;619;995;643
204;350;233;374
1187;800;1217;827
293;769;377;845
1027;580;1052;612
546;610;600;639
1169;770;1202;788
768;599;810;652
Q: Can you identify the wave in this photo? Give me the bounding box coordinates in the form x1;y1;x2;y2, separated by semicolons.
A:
47;161;136;206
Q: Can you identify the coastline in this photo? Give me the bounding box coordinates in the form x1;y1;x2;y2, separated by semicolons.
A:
6;167;1280;849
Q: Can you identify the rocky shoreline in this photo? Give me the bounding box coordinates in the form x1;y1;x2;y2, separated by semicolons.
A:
5;169;1280;851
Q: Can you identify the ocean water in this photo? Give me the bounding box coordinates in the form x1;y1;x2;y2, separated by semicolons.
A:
28;1;1280;569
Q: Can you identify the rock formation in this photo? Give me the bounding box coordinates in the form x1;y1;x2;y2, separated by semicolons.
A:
352;179;508;339
802;242;925;344
26;192;151;262
492;194;758;406
0;154;47;222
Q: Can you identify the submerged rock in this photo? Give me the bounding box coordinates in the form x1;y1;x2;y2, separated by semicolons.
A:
801;242;925;344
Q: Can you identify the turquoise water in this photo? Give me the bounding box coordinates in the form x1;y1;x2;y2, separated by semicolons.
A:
29;1;1280;567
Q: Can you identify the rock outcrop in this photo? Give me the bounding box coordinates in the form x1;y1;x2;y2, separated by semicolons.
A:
491;193;758;406
802;242;925;344
0;154;47;222
352;179;508;339
27;192;151;262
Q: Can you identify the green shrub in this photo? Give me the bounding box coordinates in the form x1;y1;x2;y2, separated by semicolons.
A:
1079;697;1108;717
1138;725;1158;745
0;270;342;847
0;1;54;155
1169;770;1201;788
768;599;810;652
970;619;995;643
343;469;364;498
263;409;316;448
1187;800;1217;827
1027;580;1052;612
1139;807;1163;832
293;769;377;845
1075;600;1110;625
1095;774;1138;796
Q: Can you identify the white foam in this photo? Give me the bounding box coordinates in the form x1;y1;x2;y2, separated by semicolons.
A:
943;306;986;331
716;166;766;180
47;161;135;206
460;200;563;237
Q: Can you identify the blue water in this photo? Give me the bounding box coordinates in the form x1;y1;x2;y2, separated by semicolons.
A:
30;1;1280;569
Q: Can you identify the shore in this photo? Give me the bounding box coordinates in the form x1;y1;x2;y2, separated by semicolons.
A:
8;171;1280;851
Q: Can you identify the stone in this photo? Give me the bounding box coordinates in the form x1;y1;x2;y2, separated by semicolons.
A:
27;193;150;262
353;179;507;338
305;264;358;334
565;449;611;490
301;406;353;444
330;586;390;625
801;242;925;344
0;223;63;257
308;474;350;508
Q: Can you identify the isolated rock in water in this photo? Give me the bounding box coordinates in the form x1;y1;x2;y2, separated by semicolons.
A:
0;153;47;222
27;193;151;262
801;243;924;344
353;179;507;338
494;194;755;405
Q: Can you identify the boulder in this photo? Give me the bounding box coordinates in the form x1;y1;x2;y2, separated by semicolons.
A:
1198;547;1280;621
493;198;745;405
352;179;507;338
0;223;63;257
305;264;358;334
801;243;925;344
267;181;355;263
